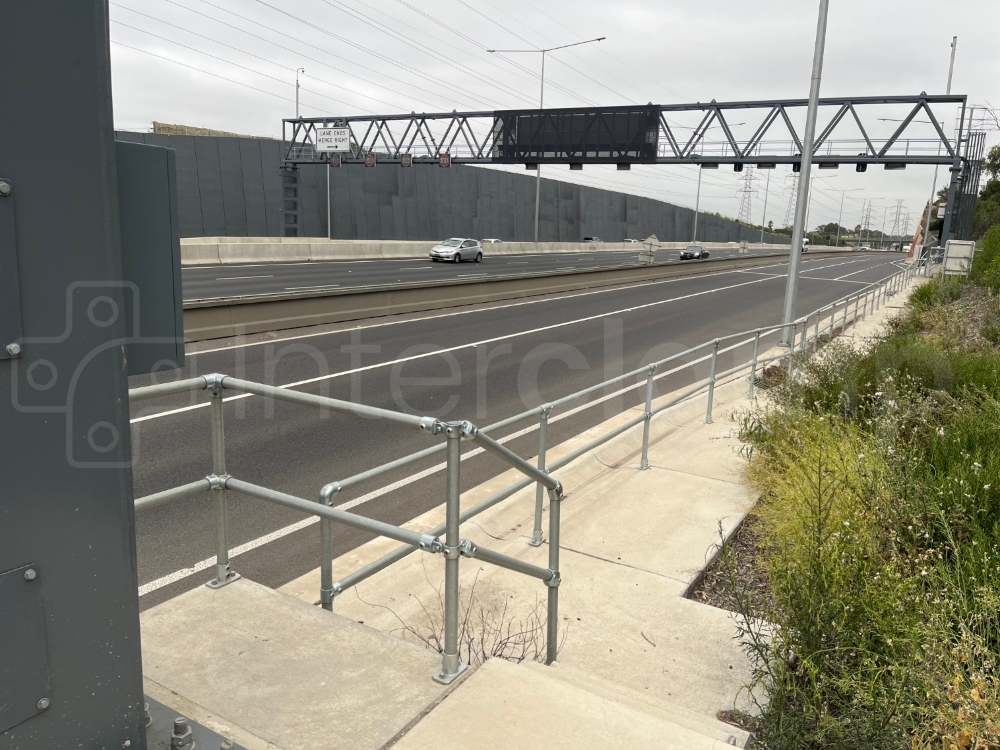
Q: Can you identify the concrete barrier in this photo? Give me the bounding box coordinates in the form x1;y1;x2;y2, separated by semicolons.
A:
183;249;855;341
180;237;798;266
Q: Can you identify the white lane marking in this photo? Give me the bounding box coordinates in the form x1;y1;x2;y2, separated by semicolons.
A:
506;261;530;265
216;275;274;280
457;273;488;278
400;267;434;270
556;267;577;270
182;255;865;357
799;276;870;285
284;284;341;290
185;258;432;271
131;272;789;425
137;329;775;597
835;263;893;280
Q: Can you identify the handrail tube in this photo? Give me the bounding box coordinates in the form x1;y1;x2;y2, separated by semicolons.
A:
134;478;211;512
463;544;554;583
129;376;209;402
332;407;545;494
225;477;431;548
472;430;559;491
547;411;651;474
220;377;432;431
333;475;536;595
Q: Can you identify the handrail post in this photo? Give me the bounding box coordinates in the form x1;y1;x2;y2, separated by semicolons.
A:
829;303;836;337
433;424;468;685
320;487;339;611
787;323;797;377
813;310;820;353
852;293;860;330
705;339;720;424
206;377;239;589
530;407;551;545
640;366;656;469
841;297;849;334
748;329;761;400
545;486;563;665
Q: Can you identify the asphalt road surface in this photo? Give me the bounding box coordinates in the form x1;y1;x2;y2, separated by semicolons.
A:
181;244;810;301
133;252;907;609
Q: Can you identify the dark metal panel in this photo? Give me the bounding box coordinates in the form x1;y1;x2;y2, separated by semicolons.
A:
0;179;23;358
414;165;433;240
239;138;268;237
158;135;204;238
330;165;356;239
376;163;396;240
0;563;50;734
194;137;226;236
115;141;185;375
217;137;248;237
259;139;284;237
356;165;376;239
1;2;146;745
115;131;146;144
398;165;417;240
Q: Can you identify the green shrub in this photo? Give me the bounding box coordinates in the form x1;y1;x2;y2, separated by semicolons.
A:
730;281;1000;748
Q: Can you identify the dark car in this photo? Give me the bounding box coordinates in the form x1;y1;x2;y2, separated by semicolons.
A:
679;245;710;260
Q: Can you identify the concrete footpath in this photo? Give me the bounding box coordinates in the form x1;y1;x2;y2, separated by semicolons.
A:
180;237;802;266
139;269;920;749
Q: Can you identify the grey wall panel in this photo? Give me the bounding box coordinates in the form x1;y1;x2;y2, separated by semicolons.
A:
115;132;791;244
154;134;204;238
217;138;248;237
239;138;268;237
194;137;226;236
298;160;322;238
258;139;283;237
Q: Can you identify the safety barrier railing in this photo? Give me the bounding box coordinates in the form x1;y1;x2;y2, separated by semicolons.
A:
129;259;919;683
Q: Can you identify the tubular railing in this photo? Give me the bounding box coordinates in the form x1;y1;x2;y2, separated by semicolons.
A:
129;260;920;683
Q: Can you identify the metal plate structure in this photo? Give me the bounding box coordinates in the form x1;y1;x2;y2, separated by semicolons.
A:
144;696;245;750
115;141;186;375
0;564;51;734
0;178;22;359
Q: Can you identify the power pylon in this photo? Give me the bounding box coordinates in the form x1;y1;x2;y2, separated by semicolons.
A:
782;173;799;227
888;199;904;243
737;166;757;225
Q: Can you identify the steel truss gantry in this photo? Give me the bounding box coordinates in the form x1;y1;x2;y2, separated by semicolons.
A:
282;94;967;168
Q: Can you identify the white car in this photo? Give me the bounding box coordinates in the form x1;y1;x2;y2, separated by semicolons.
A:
429;238;483;263
582;237;602;243
481;238;503;244
622;239;641;244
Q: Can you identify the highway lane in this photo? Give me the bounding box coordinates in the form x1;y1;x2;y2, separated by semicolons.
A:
181;244;804;300
133;253;907;609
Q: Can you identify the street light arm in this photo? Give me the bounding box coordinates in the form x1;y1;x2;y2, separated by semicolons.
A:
487;37;604;54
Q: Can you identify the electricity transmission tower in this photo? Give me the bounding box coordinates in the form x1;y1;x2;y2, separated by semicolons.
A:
737;166;757;225
783;173;799;227
888;199;904;245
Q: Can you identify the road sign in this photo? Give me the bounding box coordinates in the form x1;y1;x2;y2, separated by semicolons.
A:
439;153;451;168
401;153;412;168
329;153;341;167
364;152;376;168
316;127;350;152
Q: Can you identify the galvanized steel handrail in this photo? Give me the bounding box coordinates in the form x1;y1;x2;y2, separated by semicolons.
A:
129;259;918;682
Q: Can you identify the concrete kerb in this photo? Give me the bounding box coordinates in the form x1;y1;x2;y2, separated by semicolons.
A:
181;237;801;266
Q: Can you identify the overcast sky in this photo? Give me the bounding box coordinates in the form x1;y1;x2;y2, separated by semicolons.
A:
109;0;1000;236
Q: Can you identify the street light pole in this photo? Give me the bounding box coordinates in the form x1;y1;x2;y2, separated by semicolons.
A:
693;167;703;242
920;36;957;256
488;38;605;244
780;0;830;346
295;67;305;118
759;168;771;244
835;190;845;247
534;50;546;244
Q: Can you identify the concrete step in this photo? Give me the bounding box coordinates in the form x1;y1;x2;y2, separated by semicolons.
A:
140;578;450;750
391;658;735;750
523;661;750;747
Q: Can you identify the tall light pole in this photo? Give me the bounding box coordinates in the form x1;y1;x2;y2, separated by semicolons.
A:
488;38;605;243
835;188;863;247
920;36;957;256
759;168;772;243
692;167;703;242
295;67;305;118
780;0;830;346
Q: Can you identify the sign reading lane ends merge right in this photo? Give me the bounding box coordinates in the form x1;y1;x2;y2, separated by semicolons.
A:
316;127;351;152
